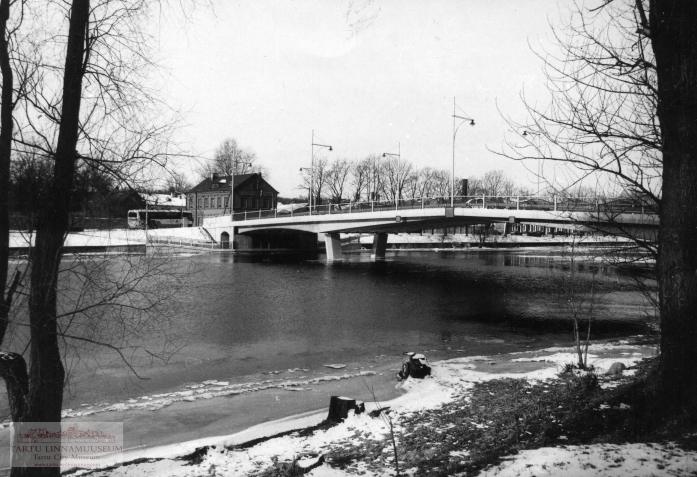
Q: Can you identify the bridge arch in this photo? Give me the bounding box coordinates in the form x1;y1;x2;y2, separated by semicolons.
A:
220;231;230;249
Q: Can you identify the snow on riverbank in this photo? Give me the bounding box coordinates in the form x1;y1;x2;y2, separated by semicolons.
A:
9;227;211;249
64;337;696;477
355;232;634;246
480;442;697;476
61;370;377;418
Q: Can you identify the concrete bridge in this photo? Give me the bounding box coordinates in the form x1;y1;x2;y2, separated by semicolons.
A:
201;196;658;261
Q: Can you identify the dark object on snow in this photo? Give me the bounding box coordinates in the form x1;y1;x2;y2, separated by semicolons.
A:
327;396;364;422
605;362;627;376
355;401;365;414
296;454;325;473
398;352;431;380
369;406;391;418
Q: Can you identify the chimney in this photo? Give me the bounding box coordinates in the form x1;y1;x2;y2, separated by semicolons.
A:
460;178;469;196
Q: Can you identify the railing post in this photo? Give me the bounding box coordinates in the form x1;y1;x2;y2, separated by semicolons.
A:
516;196;520;210
482;194;486;208
244;211;247;220
554;195;557;212
421;196;424;209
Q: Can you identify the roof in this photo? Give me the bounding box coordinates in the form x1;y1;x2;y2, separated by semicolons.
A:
141;193;187;207
187;173;278;194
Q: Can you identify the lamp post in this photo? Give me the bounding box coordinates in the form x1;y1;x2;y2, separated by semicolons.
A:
522;130;542;196
452;97;475;208
382;143;400;160
382;143;401;206
311;129;333;212
230;160;253;220
299;166;314;209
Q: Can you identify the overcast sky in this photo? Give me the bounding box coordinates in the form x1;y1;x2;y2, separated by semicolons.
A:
155;0;569;197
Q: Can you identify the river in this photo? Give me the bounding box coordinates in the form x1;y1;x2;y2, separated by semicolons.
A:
0;247;655;428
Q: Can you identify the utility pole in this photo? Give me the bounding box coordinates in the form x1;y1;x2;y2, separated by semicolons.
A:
452;97;475;207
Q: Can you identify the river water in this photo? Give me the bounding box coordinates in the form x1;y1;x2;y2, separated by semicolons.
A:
2;248;655;421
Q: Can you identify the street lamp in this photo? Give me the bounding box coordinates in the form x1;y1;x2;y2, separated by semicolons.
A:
299;167;314;208
311;129;333;212
522;130;542;196
230;160;253;220
382;143;401;206
452;97;475;208
382;142;400;160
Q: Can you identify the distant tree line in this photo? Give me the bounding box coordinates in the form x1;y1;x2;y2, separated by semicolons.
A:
7;151;143;228
7;150;193;229
296;154;535;205
196;138;264;180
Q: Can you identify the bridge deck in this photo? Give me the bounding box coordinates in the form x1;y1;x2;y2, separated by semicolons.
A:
204;201;658;235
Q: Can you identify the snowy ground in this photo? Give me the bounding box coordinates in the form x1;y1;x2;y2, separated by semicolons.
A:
9;227;211;248
61;338;697;477
481;442;697;476
354;233;633;246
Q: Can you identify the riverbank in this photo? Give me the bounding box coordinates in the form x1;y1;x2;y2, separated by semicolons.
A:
7;228;215;255
8;229;639;256
59;336;696;477
352;232;635;249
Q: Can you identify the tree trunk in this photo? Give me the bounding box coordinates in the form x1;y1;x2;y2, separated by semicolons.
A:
13;1;90;475
0;0;13;340
327;396;357;422
650;0;697;411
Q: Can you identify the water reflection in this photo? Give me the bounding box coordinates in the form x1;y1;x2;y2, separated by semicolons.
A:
52;249;656;408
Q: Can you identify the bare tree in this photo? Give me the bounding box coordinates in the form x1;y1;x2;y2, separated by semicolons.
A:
403;171;419;199
348;157;370;202
499;1;659;220
299;156;329;206
560;238;599;369
382;156;413;202
414;167;437;198
166;170;193;194
466;176;484;196
431;169;451;198
0;0;20;372
499;0;697;411
199;138;258;179
650;0;697;411
325;158;350;203
0;1;189;475
367;154;385;201
480;170;515;196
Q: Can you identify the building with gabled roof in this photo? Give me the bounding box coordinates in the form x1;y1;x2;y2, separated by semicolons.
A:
186;173;278;225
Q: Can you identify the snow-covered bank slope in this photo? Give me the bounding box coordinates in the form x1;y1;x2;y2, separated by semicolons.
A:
65;338;697;477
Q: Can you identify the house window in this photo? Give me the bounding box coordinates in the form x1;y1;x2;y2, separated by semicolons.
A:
263;198;270;209
217;197;222;208
198;198;203;208
242;198;249;209
252;198;257;209
224;196;229;208
204;197;209;208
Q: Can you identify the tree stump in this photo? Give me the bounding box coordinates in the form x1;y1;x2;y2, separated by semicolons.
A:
327;396;356;422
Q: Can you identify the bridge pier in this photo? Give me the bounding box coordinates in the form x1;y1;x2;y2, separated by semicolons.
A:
371;232;388;261
322;233;344;262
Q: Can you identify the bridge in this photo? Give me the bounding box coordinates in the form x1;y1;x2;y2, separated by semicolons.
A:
202;196;658;261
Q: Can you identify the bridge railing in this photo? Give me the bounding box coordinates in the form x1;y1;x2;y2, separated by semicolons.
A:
224;195;657;222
